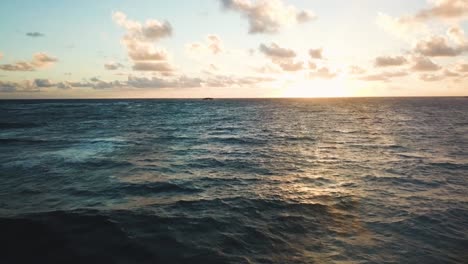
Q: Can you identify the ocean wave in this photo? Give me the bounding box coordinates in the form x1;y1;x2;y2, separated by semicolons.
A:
0;138;47;144
0;122;44;129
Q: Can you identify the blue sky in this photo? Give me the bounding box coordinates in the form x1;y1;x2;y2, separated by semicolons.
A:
0;0;467;98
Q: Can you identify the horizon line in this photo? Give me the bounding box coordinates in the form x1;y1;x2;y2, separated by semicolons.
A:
1;95;467;100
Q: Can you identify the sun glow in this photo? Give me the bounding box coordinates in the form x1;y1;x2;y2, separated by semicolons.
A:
280;77;354;98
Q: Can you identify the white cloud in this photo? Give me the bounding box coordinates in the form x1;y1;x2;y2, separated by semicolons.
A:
0;52;57;71
259;42;296;58
377;13;428;40
186;34;224;55
104;62;124;70
309;67;338;79
415;0;468;21
411;56;442;71
359;71;408;82
308;48;323;59
113;11;175;72
221;0;316;34
374;56;408;67
132;62;174;72
414;35;467;56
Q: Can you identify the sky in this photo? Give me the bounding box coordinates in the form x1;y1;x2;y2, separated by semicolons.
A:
0;0;467;98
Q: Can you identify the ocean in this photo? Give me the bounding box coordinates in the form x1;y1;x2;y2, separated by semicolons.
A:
0;98;467;263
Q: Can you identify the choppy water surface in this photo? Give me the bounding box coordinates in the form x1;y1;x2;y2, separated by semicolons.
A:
0;98;467;263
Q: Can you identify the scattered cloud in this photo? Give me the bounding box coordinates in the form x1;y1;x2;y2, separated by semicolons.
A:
0;80;42;92
309;48;323;59
419;69;463;82
447;25;466;45
411;56;442;71
113;11;172;42
376;13;428;40
375;56;408;67
348;65;366;75
309;67;337;79
113;11;175;72
359;71;408;82
220;0;316;34
308;61;317;70
255;64;282;74
0;81;17;92
187;34;224;55
127;75;202;88
259;42;296;58
26;32;45;38
33;79;55;87
203;74;275;87
455;63;468;72
104;62;125;70
0;52;57;71
414;35;467;56
132;62;174;72
259;42;305;72
125;40;168;61
279;61;303;71
414;0;468;21
207;35;223;54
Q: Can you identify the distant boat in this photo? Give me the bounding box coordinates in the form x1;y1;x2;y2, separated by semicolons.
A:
202;98;214;101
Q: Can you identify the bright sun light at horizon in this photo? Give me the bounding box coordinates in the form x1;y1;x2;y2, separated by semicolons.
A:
280;77;355;98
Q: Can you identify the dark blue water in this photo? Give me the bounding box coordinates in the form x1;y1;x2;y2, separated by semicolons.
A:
0;98;467;263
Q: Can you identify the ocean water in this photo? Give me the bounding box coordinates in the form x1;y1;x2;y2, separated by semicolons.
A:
0;98;467;263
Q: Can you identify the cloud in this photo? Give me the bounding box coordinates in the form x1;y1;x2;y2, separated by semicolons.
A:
0;81;17;92
455;63;468;72
33;53;58;66
279;61;303;71
125;40;168;61
0;52;57;71
309;67;337;79
259;42;296;58
33;79;55;87
104;62;124;70
127;76;202;88
112;11;175;71
377;13;428;40
308;48;323;59
255;64;282;74
112;11;172;42
375;56;408;67
415;0;468;21
359;71;408;82
61;79;125;89
414;35;467;56
419;73;445;81
56;82;73;90
207;35;223;54
0;80;42;92
0;52;3;60
220;0;316;34
26;32;45;38
447;25;466;45
132;62;174;72
258;42;305;72
348;65;366;75
203;75;275;87
0;62;35;71
0;72;276;92
186;34;224;55
308;61;317;70
419;69;462;82
411;56;442;71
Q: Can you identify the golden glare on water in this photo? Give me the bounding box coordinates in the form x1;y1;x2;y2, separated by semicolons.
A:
280;78;354;98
